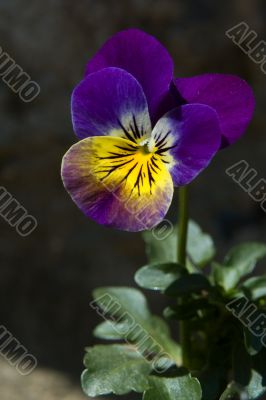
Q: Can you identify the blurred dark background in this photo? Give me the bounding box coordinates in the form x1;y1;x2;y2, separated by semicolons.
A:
0;0;266;398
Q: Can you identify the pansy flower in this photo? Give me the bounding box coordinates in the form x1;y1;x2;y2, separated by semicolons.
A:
61;29;254;231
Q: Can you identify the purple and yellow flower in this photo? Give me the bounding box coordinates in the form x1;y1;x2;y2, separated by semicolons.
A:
61;29;255;232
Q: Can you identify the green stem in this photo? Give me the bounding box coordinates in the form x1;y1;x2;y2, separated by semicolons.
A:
177;186;189;267
177;186;190;368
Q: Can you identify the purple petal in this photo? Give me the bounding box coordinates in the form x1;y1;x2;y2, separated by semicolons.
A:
72;67;151;141
151;104;222;186
173;73;255;146
85;29;174;124
61;136;173;232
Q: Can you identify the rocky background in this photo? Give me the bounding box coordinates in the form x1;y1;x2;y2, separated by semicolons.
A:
0;0;266;399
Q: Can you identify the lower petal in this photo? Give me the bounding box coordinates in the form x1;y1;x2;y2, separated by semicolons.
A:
61;136;173;231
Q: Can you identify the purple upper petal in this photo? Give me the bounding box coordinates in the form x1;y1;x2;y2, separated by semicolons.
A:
151;104;222;186
173;73;255;146
85;29;174;124
72;67;151;141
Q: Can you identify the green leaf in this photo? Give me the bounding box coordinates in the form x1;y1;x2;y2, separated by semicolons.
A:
143;375;202;400
246;349;266;399
246;370;266;399
241;276;266;300
142;226;177;264
81;344;151;396
186;220;215;267
94;320;128;340
135;263;186;291
223;349;266;399
165;274;211;297
244;328;264;356
213;243;266;292
219;382;249;400
143;220;215;267
92;287;181;366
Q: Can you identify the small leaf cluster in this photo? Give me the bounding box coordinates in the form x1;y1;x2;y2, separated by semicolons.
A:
82;221;266;400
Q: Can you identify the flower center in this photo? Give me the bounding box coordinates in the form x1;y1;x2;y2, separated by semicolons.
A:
139;143;151;155
138;138;156;155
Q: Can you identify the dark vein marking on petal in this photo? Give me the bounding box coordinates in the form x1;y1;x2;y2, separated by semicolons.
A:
149;164;158;174
97;153;132;160
147;161;155;195
98;158;135;181
114;144;136;152
132;115;141;139
156;130;171;148
134;164;144;196
119;162;139;185
150;156;161;171
117;119;136;143
96;158;134;173
129;123;137;140
156;144;177;155
154;131;162;142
